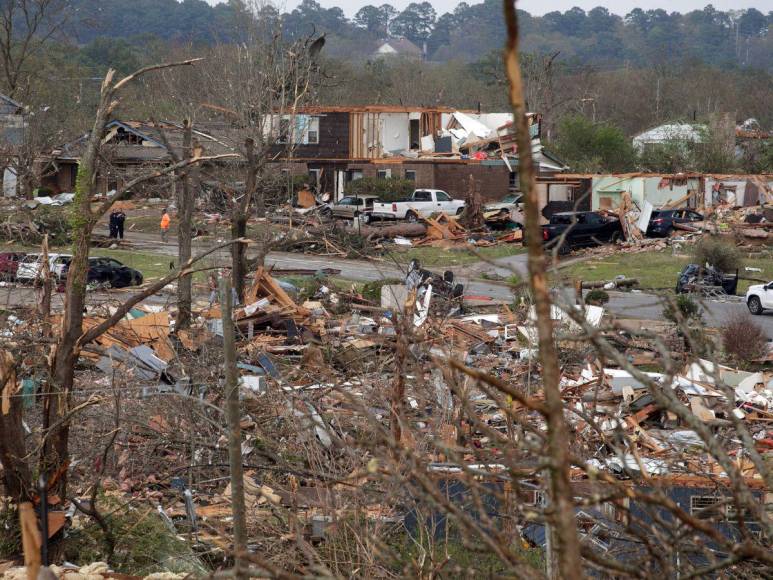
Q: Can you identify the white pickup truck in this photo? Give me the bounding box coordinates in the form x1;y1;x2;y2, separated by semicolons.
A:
371;189;465;222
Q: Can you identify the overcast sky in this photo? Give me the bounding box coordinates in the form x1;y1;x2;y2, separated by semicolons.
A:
212;0;770;18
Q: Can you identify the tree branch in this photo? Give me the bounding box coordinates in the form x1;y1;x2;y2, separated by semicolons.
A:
76;238;249;348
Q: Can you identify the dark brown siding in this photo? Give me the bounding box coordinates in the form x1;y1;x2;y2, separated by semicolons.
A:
293;112;350;159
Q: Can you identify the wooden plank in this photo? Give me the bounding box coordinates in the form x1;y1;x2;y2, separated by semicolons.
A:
19;502;41;580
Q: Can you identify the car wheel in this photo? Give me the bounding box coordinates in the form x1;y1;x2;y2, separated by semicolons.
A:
361;213;371;224
456;207;464;215
406;211;419;223
611;231;621;243
320;206;332;217
748;296;763;315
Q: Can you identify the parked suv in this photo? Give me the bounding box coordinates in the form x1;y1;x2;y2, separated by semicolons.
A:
16;253;72;283
647;209;703;237
746;282;773;315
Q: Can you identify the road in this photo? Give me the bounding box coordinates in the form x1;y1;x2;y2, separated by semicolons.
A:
10;229;767;334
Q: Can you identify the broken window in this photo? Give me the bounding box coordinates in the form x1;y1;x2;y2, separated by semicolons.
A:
508;171;519;191
690;496;724;519
409;119;420;149
308;168;321;187
305;116;320;144
278;118;291;144
405;170;416;182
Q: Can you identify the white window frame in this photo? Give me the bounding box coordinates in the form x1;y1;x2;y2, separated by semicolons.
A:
690;496;724;519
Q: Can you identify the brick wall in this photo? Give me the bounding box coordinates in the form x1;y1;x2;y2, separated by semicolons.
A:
433;163;510;201
344;163;434;186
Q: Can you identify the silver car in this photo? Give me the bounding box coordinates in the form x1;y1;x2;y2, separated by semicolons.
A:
328;195;379;223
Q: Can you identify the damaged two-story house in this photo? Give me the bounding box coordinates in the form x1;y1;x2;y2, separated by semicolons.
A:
267;105;571;204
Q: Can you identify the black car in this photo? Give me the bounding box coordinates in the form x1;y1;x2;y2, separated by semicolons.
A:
647;209;703;237
675;263;738;295
61;257;143;289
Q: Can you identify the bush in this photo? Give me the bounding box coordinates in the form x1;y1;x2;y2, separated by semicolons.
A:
361;278;403;302
552;115;637;173
344;177;415;201
585;289;610;305
722;312;768;366
663;294;702;323
693;237;742;273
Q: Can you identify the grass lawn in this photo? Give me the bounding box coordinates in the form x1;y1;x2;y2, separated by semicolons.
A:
93;249;177;282
557;249;773;293
387;243;527;267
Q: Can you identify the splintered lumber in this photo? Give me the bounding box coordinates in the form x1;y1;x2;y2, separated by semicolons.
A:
617;191;643;242
497;229;523;243
19;502;41;580
79;311;175;362
413;213;468;246
662;190;694;209
244;267;310;320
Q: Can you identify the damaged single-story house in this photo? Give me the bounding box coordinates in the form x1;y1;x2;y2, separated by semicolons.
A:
632;123;706;152
552;172;773;211
41;119;243;195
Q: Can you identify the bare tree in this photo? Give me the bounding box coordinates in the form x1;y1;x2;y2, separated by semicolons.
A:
503;1;582;575
37;60;237;503
0;0;70;98
156;9;323;300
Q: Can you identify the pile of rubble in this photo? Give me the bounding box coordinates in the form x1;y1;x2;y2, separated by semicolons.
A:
40;265;768;555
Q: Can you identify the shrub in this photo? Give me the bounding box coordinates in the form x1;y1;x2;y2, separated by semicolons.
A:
663;294;702;323
722;312;768;366
585;289;610;305
361;278;403;302
344;177;415;201
693;237;742;273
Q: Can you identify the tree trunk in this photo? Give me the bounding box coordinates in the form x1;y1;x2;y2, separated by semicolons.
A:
38;234;51;318
221;277;247;578
232;138;258;303
255;189;266;218
0;350;33;502
230;212;248;303
176;120;194;330
502;1;582;577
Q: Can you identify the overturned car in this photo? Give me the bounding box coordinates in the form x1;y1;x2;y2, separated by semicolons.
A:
675;264;738;296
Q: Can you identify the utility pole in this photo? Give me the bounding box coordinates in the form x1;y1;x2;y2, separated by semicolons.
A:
220;277;247;578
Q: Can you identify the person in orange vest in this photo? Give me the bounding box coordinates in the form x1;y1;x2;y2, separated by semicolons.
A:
160;208;171;243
